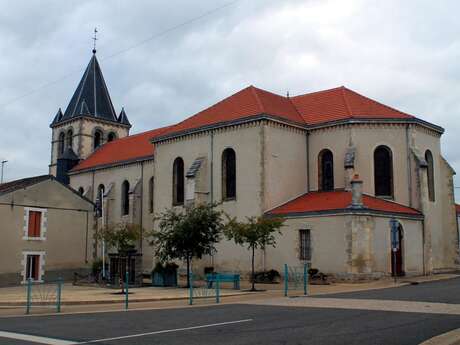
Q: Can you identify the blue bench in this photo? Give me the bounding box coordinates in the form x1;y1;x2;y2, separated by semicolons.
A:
206;273;240;290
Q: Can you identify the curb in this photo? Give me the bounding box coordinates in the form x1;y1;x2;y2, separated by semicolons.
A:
420;328;460;345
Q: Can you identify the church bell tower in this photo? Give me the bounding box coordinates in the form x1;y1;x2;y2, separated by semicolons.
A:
49;48;131;181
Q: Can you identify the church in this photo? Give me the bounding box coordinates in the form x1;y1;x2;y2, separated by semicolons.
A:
49;50;459;280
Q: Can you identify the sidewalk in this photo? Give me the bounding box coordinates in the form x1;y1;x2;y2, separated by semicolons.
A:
0;273;456;306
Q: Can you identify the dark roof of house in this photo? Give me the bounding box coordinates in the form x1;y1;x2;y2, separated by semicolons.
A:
0;174;95;205
51;53;130;128
0;175;51;196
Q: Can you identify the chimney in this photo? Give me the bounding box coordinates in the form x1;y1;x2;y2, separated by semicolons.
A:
350;174;363;208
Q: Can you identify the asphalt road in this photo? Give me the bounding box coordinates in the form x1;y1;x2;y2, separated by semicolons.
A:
313;277;460;304
1;278;460;345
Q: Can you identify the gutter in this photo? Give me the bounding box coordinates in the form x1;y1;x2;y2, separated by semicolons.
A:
151;115;444;144
265;208;424;221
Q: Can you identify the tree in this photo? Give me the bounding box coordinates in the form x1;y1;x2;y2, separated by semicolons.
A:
149;203;225;287
224;216;284;291
97;223;141;253
96;223;141;292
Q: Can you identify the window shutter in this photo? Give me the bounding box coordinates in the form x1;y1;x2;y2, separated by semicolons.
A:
28;212;36;237
34;212;42;237
27;211;42;238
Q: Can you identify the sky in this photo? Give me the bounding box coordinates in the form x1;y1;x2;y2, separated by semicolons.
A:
0;0;459;199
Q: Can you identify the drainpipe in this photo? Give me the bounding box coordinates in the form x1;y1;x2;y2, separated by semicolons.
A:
140;161;144;253
422;218;426;275
306;132;310;192
210;131;214;203
406;125;413;207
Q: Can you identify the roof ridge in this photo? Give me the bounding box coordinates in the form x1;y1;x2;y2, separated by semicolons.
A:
291;86;345;99
362;193;421;213
340;86;353;117
250;85;266;113
343;87;414;118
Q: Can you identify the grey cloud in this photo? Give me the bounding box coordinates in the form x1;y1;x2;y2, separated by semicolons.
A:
1;0;460;200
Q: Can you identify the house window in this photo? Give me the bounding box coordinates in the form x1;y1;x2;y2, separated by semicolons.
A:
24;208;46;240
58;132;65;155
107;132;116;142
122;180;130;216
425;150;435;202
66;129;73;150
96;184;105;218
299;229;311;261
28;211;42;238
172;157;184;205
222;148;236;200
94;130;103;150
25;254;41;281
149;177;154;213
374;145;393;198
318;149;334;191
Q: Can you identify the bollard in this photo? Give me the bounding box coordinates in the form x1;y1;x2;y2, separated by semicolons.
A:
26;278;32;314
216;274;220;304
188;273;193;305
56;278;63;313
125;271;129;310
284;264;288;297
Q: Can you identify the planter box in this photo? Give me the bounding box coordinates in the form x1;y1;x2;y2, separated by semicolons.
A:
152;271;177;287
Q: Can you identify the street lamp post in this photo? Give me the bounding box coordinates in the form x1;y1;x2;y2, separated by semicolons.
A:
0;160;7;184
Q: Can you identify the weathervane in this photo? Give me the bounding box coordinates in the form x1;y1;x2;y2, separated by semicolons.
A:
92;28;98;54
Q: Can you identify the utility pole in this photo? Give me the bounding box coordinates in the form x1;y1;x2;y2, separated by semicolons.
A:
0;160;7;184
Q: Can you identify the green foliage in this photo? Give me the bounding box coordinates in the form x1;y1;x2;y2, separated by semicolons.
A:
224;216;284;290
224;216;284;251
148;202;227;286
96;223;141;253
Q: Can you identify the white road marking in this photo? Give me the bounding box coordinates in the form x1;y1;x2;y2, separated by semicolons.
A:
0;330;75;345
79;319;253;344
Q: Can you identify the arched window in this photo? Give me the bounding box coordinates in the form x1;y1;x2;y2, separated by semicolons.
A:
149;177;154;213
318;149;334;191
425;150;435;202
107;132;116;142
94;130;103;150
121;180;130;215
172;157;184;205
222;148;236;200
66;129;73;150
97;184;105;218
58;132;65;155
78;187;84;195
374;145;393;198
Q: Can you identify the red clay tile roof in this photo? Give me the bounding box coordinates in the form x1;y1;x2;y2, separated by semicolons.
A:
71;125;173;172
456;204;460;215
161;85;415;139
73;85;423;172
291;86;414;125
267;190;422;216
169;86;304;134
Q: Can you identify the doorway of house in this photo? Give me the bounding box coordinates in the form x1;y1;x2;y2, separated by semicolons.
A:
391;224;404;276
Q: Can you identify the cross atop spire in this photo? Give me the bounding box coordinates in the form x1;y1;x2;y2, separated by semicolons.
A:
92;28;98;54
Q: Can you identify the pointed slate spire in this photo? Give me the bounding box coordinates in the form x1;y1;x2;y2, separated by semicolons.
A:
58;53;120;124
50;108;63;126
117;107;131;127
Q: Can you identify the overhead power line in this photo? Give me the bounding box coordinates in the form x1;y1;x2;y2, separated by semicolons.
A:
0;0;239;110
